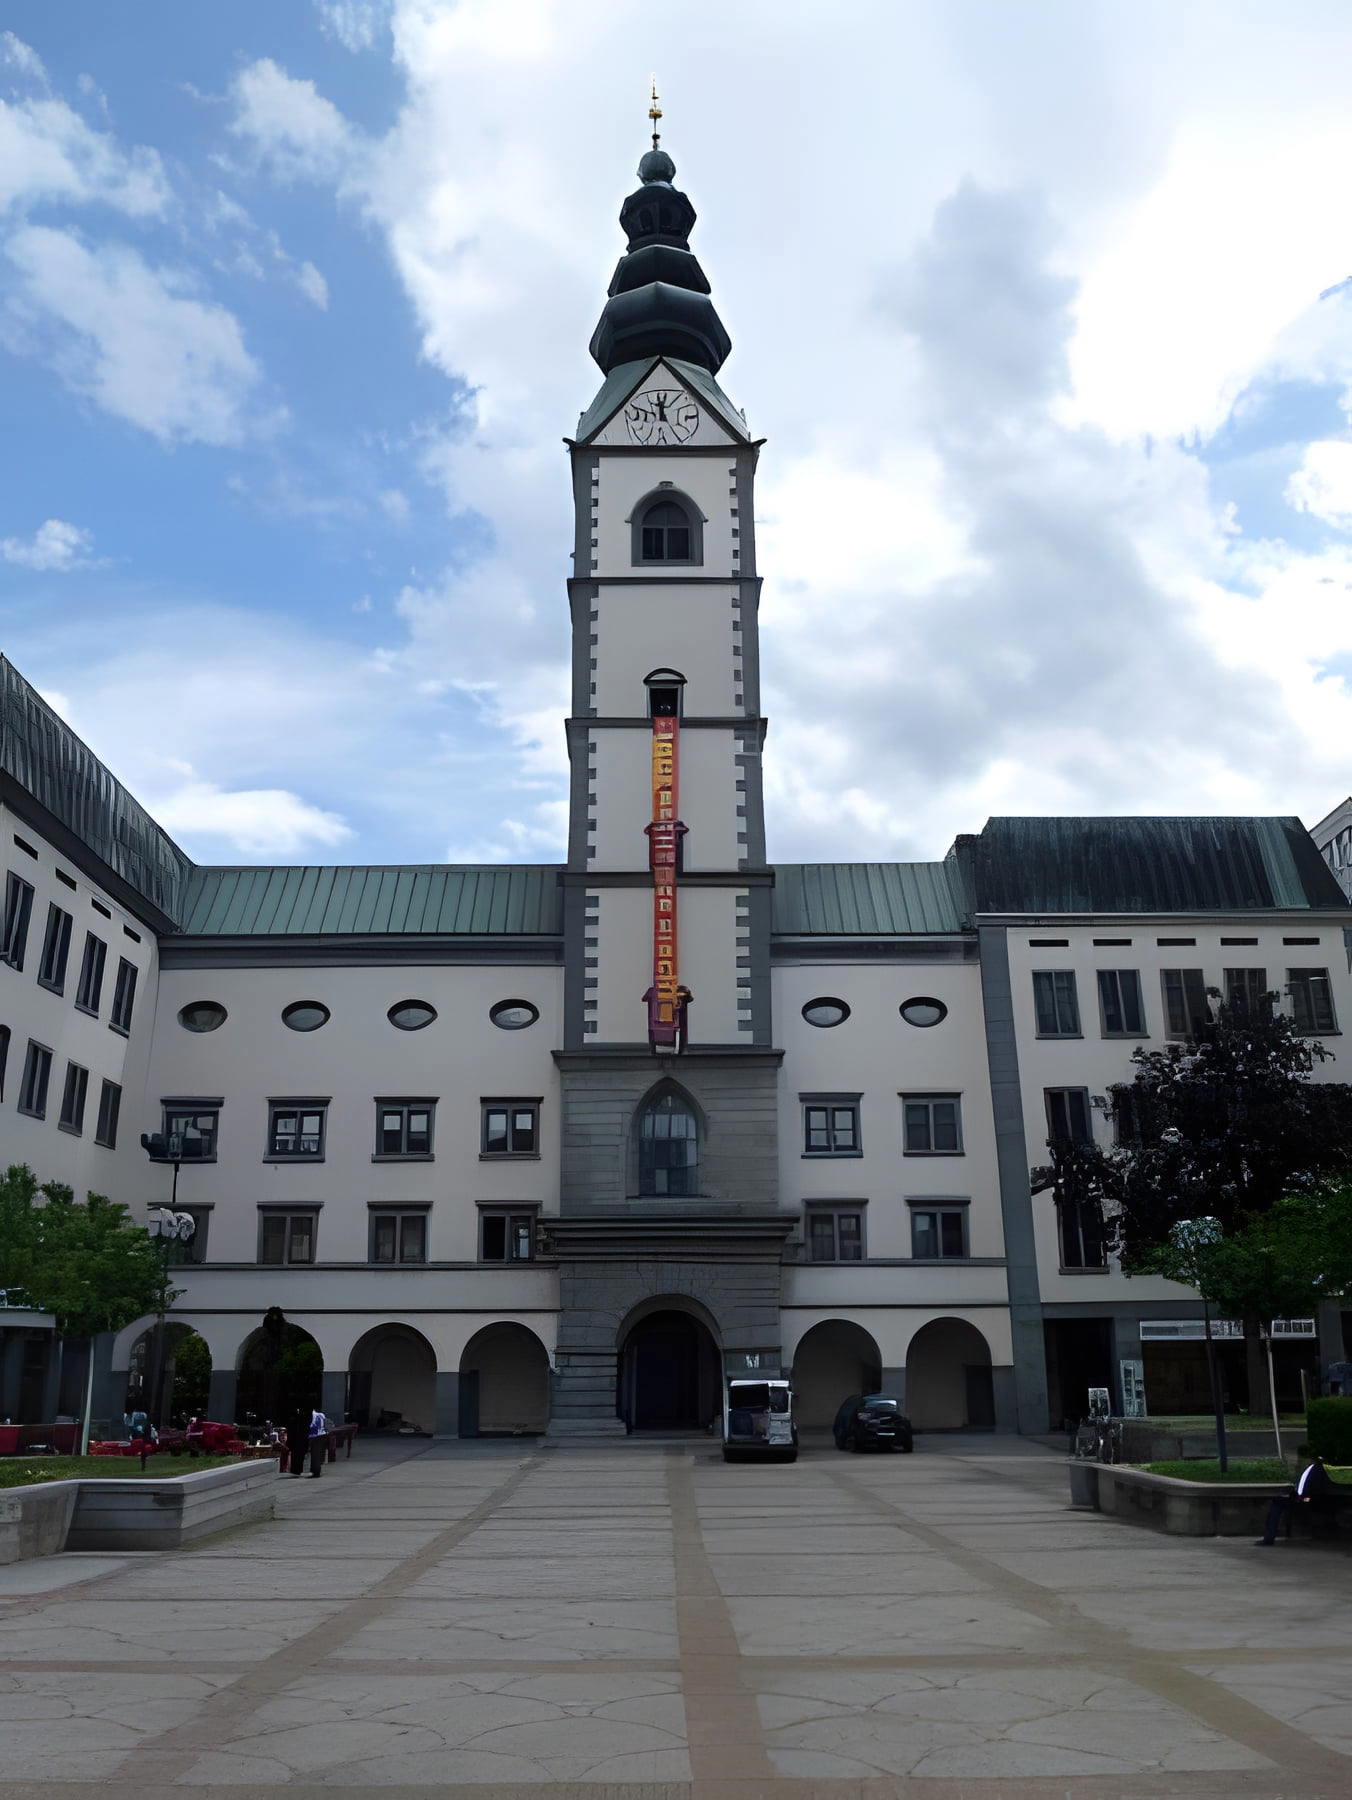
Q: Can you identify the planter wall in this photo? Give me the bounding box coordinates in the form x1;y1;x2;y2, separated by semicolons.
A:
1087;1463;1282;1537
1;1459;278;1562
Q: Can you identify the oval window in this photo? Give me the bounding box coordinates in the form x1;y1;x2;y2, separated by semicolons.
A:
802;997;850;1028
281;1001;330;1033
388;1000;437;1031
178;1001;227;1033
900;996;948;1028
490;999;539;1031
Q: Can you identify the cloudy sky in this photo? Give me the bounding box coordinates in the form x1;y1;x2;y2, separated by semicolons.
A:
4;0;1352;869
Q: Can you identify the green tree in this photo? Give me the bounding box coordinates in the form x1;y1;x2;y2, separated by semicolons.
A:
0;1164;171;1335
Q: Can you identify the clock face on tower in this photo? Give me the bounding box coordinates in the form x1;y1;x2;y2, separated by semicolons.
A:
624;387;700;446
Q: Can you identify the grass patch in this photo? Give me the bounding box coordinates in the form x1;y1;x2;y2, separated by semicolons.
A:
1141;1458;1352;1484
0;1454;240;1489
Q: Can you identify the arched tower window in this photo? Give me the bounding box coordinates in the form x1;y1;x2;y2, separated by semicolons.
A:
631;491;703;566
638;1089;698;1197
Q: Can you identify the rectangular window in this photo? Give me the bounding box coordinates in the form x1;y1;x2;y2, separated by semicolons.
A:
18;1041;51;1118
258;1210;318;1265
267;1103;327;1158
59;1061;88;1134
1059;1197;1107;1269
95;1079;122;1148
0;1025;9;1102
1045;1086;1092;1144
370;1209;429;1264
1224;967;1270;1016
481;1100;539;1156
1161;968;1209;1037
902;1094;963;1154
375;1100;435;1158
1288;968;1337;1035
37;904;73;993
480;1209;536;1262
1096;969;1145;1036
802;1099;860;1155
75;932;106;1014
162;1106;219;1160
910;1204;968;1259
109;958;137;1033
1032;969;1081;1036
806;1205;865;1262
2;873;34;970
1112;1088;1141;1147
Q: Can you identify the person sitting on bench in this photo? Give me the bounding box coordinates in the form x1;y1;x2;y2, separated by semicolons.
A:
1256;1455;1337;1545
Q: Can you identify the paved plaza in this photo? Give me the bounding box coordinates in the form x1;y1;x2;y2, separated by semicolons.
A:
1;1436;1352;1798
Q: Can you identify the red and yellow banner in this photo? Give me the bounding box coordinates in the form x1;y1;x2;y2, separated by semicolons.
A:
644;712;687;1048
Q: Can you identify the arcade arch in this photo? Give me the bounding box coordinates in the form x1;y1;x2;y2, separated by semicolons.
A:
459;1323;550;1437
906;1317;994;1430
348;1323;436;1434
616;1298;721;1432
791;1319;883;1428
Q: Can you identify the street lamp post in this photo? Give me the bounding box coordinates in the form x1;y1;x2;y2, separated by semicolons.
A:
138;1127;202;1429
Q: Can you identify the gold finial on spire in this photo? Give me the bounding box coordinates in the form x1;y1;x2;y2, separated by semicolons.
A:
648;76;662;150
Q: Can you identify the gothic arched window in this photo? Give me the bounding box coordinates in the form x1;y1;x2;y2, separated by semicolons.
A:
638;1089;698;1197
632;492;702;565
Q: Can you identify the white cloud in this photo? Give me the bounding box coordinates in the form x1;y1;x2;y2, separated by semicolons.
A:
149;774;352;857
0;32;47;87
314;1;389;52
294;259;328;308
0;92;169;216
1286;440;1352;530
3;225;263;444
1;517;97;571
228;59;355;183
378;487;409;522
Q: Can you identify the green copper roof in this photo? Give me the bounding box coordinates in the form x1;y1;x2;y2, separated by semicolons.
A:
772;863;965;935
177;865;563;937
952;816;1347;914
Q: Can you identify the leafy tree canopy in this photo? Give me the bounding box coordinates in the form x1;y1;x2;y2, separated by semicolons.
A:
0;1163;173;1337
1144;1187;1352;1318
1032;993;1352;1274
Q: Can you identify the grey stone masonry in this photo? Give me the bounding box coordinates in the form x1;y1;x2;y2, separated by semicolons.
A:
547;1214;795;1429
555;1047;783;1212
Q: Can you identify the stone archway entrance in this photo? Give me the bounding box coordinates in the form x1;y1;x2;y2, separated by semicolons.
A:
617;1308;721;1432
459;1323;550;1437
348;1324;436;1433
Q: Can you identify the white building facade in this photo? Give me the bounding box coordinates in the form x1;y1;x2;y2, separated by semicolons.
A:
4;143;1352;1436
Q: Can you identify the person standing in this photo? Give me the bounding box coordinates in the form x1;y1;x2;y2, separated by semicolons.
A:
1256;1455;1338;1544
305;1404;330;1478
284;1405;311;1478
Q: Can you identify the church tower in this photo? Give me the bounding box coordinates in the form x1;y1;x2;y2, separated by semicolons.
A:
547;118;789;1434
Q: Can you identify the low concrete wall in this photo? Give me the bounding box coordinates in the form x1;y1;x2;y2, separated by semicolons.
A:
1089;1464;1282;1537
0;1480;79;1565
1;1460;278;1561
66;1458;279;1552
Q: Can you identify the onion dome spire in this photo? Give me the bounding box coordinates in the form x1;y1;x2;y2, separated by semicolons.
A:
588;87;732;376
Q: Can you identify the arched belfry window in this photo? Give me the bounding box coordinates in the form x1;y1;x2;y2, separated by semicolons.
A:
631;490;704;566
638;1088;699;1197
645;668;685;718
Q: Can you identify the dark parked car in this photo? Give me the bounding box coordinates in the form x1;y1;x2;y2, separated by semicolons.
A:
833;1394;913;1452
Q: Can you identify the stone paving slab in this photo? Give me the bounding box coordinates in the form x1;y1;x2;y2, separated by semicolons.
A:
2;1434;1352;1797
